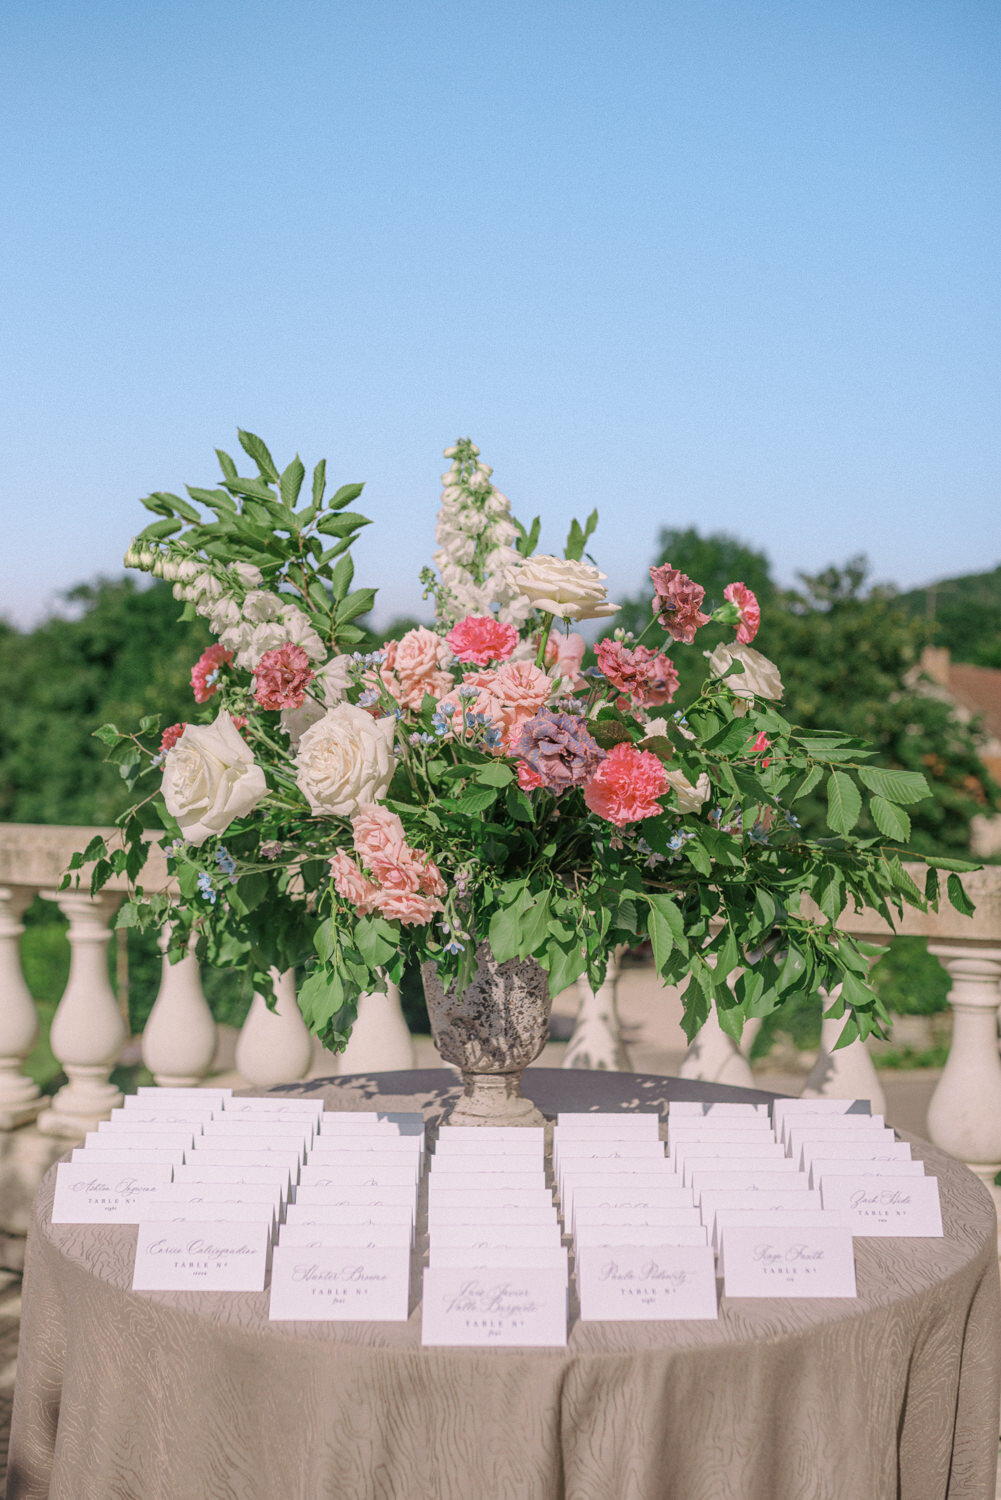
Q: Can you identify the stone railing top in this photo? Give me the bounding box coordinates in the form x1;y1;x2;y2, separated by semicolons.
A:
0;822;171;895
815;864;1001;947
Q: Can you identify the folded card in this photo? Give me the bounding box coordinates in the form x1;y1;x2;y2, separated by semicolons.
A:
71;1148;185;1167
720;1224;857;1297
574;1223;708;1249
772;1098;871;1134
203;1121;313;1146
300;1159;420;1187
192;1135;306;1162
286;1202;414;1229
428;1204;559;1230
820;1174;943;1236
173;1164;292;1195
421;1266;567;1347
52;1162;175;1223
797;1136;910;1168
429;1244;569;1276
224;1096;323;1117
565;1177;690;1219
427;1189;554;1219
679;1156;798;1189
91;1128;194;1151
293;1184;416;1216
134;1086;232;1102
702;1103;771;1118
133;1220;270;1291
187;1149;301;1178
689;1170;810;1199
809;1158;925;1189
309;1136;422;1158
556;1112;660;1139
158;1181;282;1216
711;1207;847;1253
279;1221;413;1249
574;1203;703;1232
428;1220;564;1250
431;1153;548;1176
571;1185;693;1233
428;1173;547;1196
108;1108;212;1127
780;1114;885;1149
577;1244;718;1321
670;1138;786;1166
137;1200;275;1225
269;1243;411;1321
322;1111;425;1136
699;1187;823;1229
785;1124;893;1160
433;1128;543;1154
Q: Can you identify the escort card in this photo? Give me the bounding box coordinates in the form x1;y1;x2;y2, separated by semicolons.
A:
772;1098;871;1132
133;1220;270;1290
300;1160;420;1187
690;1170;810;1199
159;1182;282;1216
323;1111;424;1135
429;1204;559;1230
702;1103;770;1118
433;1128;542;1155
269;1243;411;1321
431;1153;548;1175
669;1119;776;1139
428;1173;546;1196
574;1204;703;1232
571;1185;693;1233
429;1244;569;1276
174;1164;291;1194
427;1189;554;1219
286;1203;414;1230
293;1184;416;1216
204;1120;313;1143
421;1266;567;1346
91;1128;193;1151
785;1123;893;1159
810;1159;925;1189
575;1223;708;1249
71;1148;185;1167
720;1225;857;1297
797;1136;910;1168
192;1134;306;1162
670;1139;786;1167
52;1162;175;1223
134;1086;232;1101
305;1163;418;1187
577;1245;718;1321
224;1097;323;1116
279;1221;412;1249
820;1174;943;1236
780;1114;885;1149
108;1109;211;1128
556;1112;660;1138
711;1207;846;1254
699;1187;822;1230
309;1137;422;1158
679;1156;798;1189
565;1176;689;1217
187;1149;300;1179
429;1221;564;1250
138;1201;275;1225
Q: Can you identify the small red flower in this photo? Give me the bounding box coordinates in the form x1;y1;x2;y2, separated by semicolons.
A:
160;722;186;752
191;644;234;703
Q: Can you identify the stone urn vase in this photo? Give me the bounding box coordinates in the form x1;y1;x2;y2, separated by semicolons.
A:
421;943;553;1127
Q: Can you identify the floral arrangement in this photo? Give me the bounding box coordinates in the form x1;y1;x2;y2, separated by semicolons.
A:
71;431;974;1051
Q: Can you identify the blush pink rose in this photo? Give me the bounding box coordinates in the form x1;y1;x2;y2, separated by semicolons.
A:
351;804;407;862
545;631;587;684
381;627;454;709
491;660;552;713
191;643;234;704
329;850;381;915
446;615;519;665
252;643;315;710
649;565;711;644
583;741;669;827
723;582;761;644
373;888;443;927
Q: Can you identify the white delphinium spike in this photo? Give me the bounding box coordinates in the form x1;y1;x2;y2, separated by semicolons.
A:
431;439;528;627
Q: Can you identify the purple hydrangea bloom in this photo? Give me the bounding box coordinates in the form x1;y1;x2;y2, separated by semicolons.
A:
516;709;605;793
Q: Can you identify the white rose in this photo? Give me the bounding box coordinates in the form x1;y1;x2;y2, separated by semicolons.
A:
707;644;784;707
280;655;355;747
663;767;711;813
512;554;619;621
161;712;268;847
295;704;397;817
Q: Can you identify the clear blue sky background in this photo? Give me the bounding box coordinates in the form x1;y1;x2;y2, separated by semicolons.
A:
2;0;998;629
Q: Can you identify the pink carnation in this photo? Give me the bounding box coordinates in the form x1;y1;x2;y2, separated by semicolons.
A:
724;582;761;644
329;850;381;915
252;643;314;710
352;804;407;862
649;565;710;644
583;741;669;827
381;628;454;710
545;631;587;685
596;641;680;710
230;714;248;732
446;615;518;666
191;643;234;703
161;722;186;752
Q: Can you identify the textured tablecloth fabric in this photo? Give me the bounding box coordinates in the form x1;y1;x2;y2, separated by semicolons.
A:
7;1068;1000;1500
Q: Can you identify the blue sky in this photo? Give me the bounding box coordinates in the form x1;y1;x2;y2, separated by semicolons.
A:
2;0;998;628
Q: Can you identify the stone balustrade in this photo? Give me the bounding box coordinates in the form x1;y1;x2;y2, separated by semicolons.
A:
1;823;999;1237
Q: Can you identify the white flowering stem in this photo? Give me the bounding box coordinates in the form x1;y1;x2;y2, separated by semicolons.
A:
534;613;555;669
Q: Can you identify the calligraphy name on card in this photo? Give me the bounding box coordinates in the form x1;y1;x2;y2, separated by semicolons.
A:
720;1225;857;1297
269;1244;411;1321
421;1267;567;1347
820;1175;943;1236
132;1221;270;1291
52;1163;175;1223
577;1245;718;1321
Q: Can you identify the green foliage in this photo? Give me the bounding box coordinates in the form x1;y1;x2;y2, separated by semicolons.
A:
897;565;1001;669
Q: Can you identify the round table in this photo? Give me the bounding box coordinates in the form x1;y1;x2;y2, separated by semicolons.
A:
7;1069;1001;1500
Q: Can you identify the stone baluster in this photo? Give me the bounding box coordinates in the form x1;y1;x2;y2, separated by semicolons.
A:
141;928;218;1088
801;984;886;1112
0;885;44;1129
336;982;416;1073
925;943;1001;1230
563;952;630;1070
679;999;762;1089
234;969;314;1088
37;889;126;1138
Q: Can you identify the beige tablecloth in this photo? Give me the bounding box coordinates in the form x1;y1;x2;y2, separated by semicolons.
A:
7;1068;1001;1500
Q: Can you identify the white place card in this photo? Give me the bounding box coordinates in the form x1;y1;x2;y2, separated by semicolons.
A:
679;1156;799;1189
669;1120;776;1140
224;1097;324;1116
786;1122;893;1155
433;1129;542;1155
429;1244;569;1276
91;1128;193;1151
323;1111;424;1135
133;1220;270;1290
427;1189;554;1219
302;1163;418;1187
279;1222;412;1249
52;1163;175;1223
798;1137;910;1167
422;1266;567;1347
575;1223;708;1249
810;1159;925;1189
186;1150;300;1179
204;1120;313;1142
699;1187;822;1229
429;1204;559;1230
134;1086;232;1101
430;1153;545;1176
300;1160;420;1187
192;1135;306;1161
690;1170;810;1199
174;1164;292;1194
821;1175;943;1236
71;1148;185;1167
667;1101;706;1116
138;1201;275;1225
429;1221;564;1250
571;1186;693;1233
670;1138;785;1165
711;1208;846;1254
294;1182;416;1209
721;1225;857;1297
286;1203;414;1230
564;1175;688;1214
428;1173;546;1196
772;1097;871;1130
109;1108;212;1127
574;1203;703;1232
158;1182;282;1216
309;1136;422;1157
556;1112;660;1138
269;1243;411;1321
781;1114;885;1149
577;1245;718;1320
702;1103;770;1118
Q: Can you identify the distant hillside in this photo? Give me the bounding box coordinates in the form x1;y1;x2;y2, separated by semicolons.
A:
897;565;1001;669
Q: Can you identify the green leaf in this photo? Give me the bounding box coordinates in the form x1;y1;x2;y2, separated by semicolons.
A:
924;867;940;904
518;892;552;957
237;429;280;482
329;554;354;600
814;864;845;923
646;893;684;972
335;587;377;625
793;765;823;801
506;785;534;822
856;766;930;805
355;915;399;968
685;839;713;876
869;795;911;843
947;873;976;918
476;762;514;787
215;448;238;480
488;900;525;964
279;456;305;509
544;936;587;995
316;511;372;538
922;855;981;873
93;723;122;747
451;785;499;815
586;718;633;750
328;482;365;510
297;969;346;1029
139;517;183;540
312;459;327;508
565;518;585;561
825;771;862;835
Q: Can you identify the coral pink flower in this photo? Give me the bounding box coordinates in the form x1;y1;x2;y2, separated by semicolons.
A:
724;582;761;644
750;729;771;768
583;741;669;827
191;643;234;703
352;804;407;862
230;715;248;732
545;631;587;684
381;628;454;710
649;565;710;644
446;615;518;665
595;640;680;710
369;843;445;926
517;760;543;791
367;847;422;892
373;888;443;927
161;722;187;752
492;660;552;714
252;643;315;710
329;850;381;915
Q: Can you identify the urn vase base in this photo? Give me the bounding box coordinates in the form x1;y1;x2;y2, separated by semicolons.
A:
444;1069;547;1129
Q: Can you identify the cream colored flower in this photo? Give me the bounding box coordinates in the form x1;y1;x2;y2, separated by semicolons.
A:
295;704;396;817
281;656;355;747
161;712;268;847
512;555;619;621
706;644;784;706
663;766;711;813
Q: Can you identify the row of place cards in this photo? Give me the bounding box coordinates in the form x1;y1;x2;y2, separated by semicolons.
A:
49;1090;945;1341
